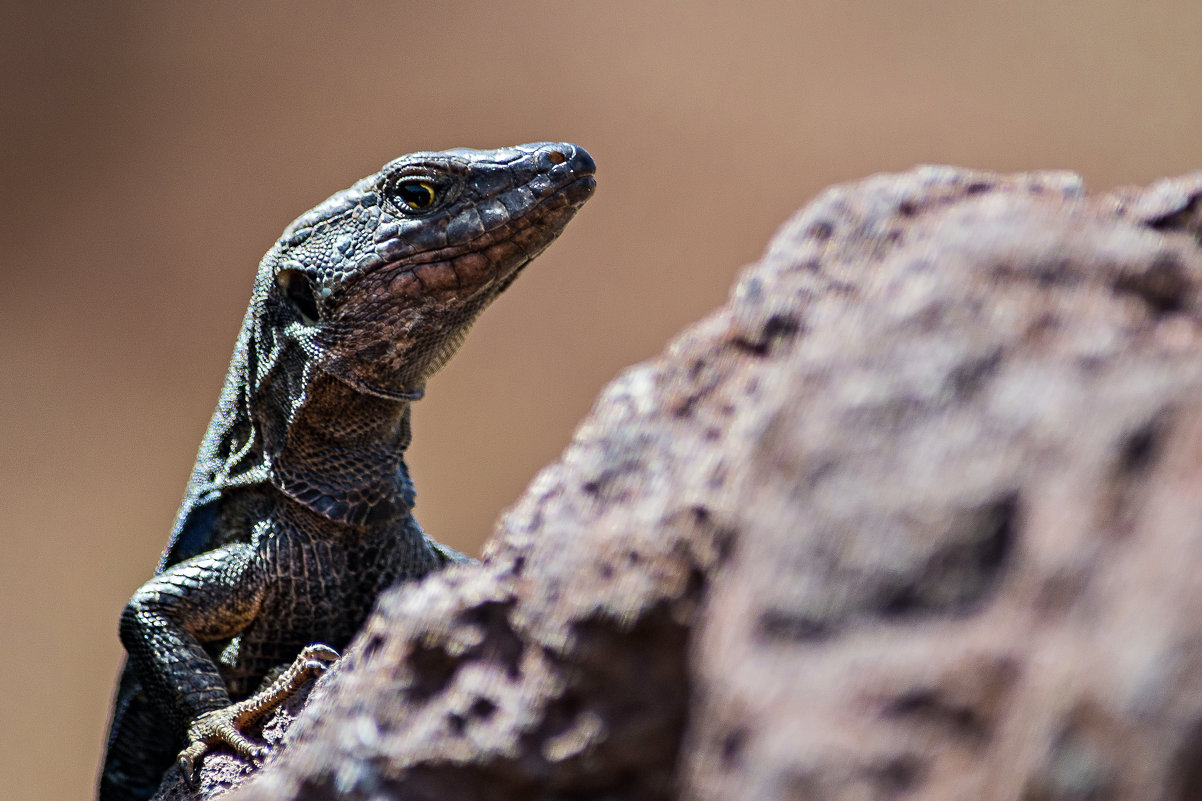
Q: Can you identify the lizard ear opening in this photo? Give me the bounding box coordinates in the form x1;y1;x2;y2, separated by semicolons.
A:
277;268;320;324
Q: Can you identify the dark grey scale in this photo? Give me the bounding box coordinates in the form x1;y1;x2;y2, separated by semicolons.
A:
222;504;438;697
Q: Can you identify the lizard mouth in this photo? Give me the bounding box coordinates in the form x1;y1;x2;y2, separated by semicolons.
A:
372;143;595;273
387;165;595;265
374;170;595;303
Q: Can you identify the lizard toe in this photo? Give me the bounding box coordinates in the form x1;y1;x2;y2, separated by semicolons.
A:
176;704;269;783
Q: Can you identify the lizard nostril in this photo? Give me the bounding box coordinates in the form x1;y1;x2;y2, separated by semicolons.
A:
547;149;566;165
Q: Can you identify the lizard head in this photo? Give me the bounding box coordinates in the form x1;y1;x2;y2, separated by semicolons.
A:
177;144;593;528
258;142;596;402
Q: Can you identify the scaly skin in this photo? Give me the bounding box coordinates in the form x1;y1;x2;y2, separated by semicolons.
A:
98;143;596;800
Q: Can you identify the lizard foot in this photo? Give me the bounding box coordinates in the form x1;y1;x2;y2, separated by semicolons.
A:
176;643;340;785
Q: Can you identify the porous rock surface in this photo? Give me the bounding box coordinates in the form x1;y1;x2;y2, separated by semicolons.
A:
165;166;1202;800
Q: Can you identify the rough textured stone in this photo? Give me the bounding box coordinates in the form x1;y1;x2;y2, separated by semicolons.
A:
157;166;1202;800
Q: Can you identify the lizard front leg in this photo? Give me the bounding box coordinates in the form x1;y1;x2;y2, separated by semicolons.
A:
121;543;293;782
176;643;339;779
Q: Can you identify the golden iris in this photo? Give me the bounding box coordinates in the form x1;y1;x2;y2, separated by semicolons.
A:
395;180;437;211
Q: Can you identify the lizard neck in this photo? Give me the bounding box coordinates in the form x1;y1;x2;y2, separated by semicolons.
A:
164;339;420;568
268;372;420;528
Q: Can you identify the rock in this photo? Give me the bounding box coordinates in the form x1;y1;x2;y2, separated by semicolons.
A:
165;165;1202;800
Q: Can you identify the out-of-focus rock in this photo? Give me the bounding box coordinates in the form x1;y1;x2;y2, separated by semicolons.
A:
161;166;1202;800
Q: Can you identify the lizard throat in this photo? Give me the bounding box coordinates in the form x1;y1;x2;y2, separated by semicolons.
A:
327;372;425;403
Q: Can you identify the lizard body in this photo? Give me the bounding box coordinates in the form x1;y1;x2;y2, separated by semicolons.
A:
98;143;595;800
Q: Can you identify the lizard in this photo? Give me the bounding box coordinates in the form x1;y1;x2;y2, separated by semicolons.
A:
98;142;596;800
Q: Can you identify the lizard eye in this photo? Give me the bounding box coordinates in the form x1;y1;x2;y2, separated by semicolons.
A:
391;180;438;212
277;268;320;324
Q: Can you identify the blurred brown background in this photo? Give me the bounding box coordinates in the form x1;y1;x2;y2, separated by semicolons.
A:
1;2;1198;798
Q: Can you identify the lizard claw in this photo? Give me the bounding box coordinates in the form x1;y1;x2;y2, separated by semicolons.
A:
301;643;340;670
174;643;340;784
177;741;205;788
176;706;268;786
